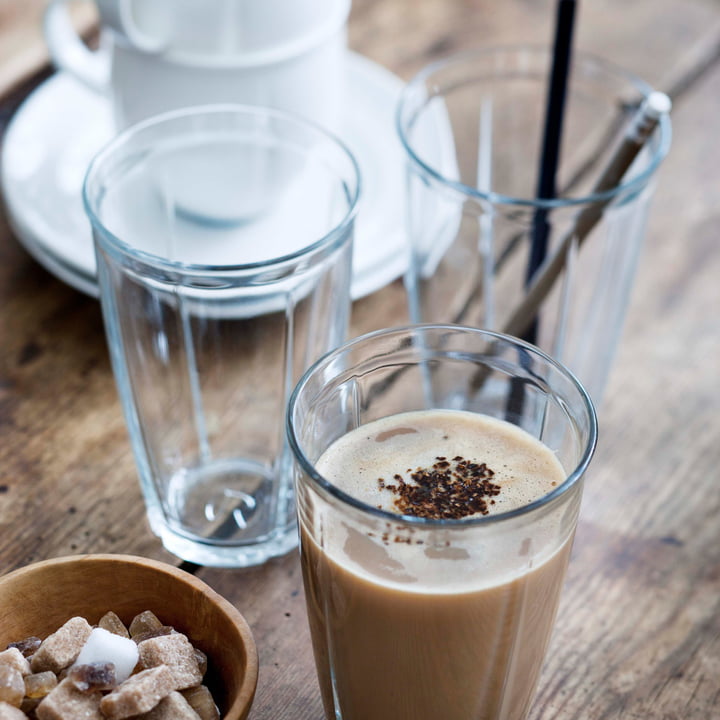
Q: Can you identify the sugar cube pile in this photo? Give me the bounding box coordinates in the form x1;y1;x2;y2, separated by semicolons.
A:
0;611;221;720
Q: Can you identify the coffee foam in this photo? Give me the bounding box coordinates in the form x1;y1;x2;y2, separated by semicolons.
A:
310;410;572;593
316;409;565;516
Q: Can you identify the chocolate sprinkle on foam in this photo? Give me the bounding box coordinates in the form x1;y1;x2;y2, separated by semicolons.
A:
378;456;501;519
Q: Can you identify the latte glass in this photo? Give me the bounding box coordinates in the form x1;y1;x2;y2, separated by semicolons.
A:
287;324;597;720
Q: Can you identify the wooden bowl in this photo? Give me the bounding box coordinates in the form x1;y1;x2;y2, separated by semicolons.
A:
0;554;258;720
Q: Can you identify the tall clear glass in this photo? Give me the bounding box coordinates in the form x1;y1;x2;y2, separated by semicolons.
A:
397;47;671;400
288;324;597;720
84;105;360;567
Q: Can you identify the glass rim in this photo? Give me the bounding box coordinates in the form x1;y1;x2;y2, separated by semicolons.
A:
396;44;672;210
287;323;598;529
83;103;362;275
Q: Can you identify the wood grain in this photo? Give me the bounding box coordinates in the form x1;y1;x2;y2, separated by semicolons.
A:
0;0;96;98
0;1;718;719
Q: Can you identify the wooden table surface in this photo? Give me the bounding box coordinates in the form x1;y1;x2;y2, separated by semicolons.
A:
1;1;719;718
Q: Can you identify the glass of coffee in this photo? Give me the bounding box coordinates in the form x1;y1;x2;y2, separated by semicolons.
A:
287;324;597;720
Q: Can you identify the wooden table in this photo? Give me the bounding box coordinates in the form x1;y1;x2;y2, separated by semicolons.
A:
1;1;718;718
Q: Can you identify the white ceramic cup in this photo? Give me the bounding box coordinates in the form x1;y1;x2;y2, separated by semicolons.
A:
44;0;350;132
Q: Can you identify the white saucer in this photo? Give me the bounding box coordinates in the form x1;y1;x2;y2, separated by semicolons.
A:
1;52;408;300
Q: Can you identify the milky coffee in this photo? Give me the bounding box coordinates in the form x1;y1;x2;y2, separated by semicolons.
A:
300;409;576;720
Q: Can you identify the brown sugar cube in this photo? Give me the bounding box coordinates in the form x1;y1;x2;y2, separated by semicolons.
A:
98;613;129;639
99;665;174;720
138;635;202;690
138;691;201;720
0;701;29;720
0;666;24;707
20;696;41;717
35;678;103;720
0;650;30;678
6;639;41;660
30;617;92;674
128;612;163;639
131;627;174;645
66;664;116;693
181;686;219;720
23;672;57;699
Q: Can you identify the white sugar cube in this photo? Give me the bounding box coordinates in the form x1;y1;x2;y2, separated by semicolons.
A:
73;628;139;683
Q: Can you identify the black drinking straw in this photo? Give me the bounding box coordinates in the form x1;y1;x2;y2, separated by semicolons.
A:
523;0;577;343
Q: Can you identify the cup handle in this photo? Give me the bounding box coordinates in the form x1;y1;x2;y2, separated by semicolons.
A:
44;0;166;93
44;0;110;92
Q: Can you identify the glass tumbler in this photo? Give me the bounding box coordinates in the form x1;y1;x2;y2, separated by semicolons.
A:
84;105;360;567
288;324;597;720
397;47;671;401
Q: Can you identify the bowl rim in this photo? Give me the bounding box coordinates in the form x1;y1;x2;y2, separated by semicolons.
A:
0;553;259;720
